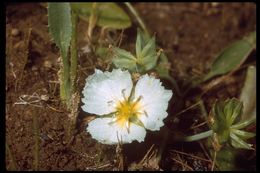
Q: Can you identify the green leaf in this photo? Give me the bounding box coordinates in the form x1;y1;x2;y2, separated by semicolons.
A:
230;133;253;150
203;31;256;82
48;3;72;57
140;37;156;58
211;100;230;143
225;98;243;125
71;3;131;29
133;29;158;72
135;29;143;58
239;66;256;121
138;37;158;71
210;98;255;150
112;47;137;71
231;129;255;140
210;98;243;144
231;117;256;130
155;53;171;78
48;3;72;103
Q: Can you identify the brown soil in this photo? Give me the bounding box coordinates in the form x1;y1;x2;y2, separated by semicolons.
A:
5;2;256;171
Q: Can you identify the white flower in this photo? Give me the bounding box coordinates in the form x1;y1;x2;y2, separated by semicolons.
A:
82;69;173;144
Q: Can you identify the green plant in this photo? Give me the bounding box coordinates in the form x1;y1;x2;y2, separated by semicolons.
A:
47;2;132;143
198;31;256;84
48;2;133;108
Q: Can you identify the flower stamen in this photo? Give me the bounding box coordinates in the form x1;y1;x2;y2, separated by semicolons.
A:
143;110;148;117
113;94;144;132
121;89;127;100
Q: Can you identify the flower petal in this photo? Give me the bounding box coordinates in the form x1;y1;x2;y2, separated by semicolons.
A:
87;118;147;144
134;74;173;131
81;69;133;115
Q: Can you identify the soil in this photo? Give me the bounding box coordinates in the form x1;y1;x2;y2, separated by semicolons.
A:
5;2;256;171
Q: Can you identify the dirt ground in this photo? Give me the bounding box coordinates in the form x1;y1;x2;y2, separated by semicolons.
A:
5;3;256;171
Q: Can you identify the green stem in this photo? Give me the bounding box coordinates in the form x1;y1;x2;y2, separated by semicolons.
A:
125;2;149;35
180;130;213;142
60;49;71;105
64;12;79;143
70;12;78;95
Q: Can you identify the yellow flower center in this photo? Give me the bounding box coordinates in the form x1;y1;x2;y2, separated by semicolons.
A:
114;97;144;132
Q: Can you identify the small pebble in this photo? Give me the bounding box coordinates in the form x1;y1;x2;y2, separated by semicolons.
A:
81;45;91;53
11;28;20;37
44;60;52;68
40;94;49;101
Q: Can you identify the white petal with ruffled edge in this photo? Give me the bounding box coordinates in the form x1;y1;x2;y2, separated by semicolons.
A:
87;118;147;144
134;74;173;131
81;69;133;115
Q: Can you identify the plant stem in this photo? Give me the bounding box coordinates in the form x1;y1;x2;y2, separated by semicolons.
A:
63;12;79;143
70;12;78;95
181;130;213;142
60;48;71;106
125;2;149;35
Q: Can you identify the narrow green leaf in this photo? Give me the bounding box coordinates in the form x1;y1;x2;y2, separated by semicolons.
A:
141;55;158;71
155;53;170;78
139;37;158;71
231;129;255;140
223;98;236;123
48;3;72;102
228;99;243;125
230;133;253;150
48;3;72;57
211;101;230;143
71;3;131;29
135;30;158;72
203;31;256;82
113;58;137;71
113;47;136;61
239;66;256;121
140;37;156;58
231;117;256;130
135;29;143;58
182;130;213;142
112;47;137;71
212;100;226;130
